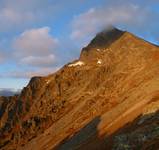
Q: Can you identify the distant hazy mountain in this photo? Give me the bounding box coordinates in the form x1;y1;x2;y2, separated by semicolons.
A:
0;88;20;96
0;27;159;149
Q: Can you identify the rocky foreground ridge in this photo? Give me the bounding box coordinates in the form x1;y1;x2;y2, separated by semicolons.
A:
0;27;159;150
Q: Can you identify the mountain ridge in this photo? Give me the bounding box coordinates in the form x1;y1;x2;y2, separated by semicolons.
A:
1;27;159;149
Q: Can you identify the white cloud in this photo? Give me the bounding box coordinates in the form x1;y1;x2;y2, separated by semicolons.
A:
20;55;55;67
0;53;4;63
14;27;58;56
70;4;149;41
13;27;58;67
0;51;6;63
0;0;55;31
0;8;34;24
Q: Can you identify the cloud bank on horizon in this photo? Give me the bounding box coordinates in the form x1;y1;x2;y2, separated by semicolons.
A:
0;0;159;89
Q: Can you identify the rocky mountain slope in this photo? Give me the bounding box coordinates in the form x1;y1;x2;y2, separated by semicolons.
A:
0;27;159;150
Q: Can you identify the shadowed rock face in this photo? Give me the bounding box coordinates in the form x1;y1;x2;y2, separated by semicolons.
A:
1;27;159;150
88;27;125;48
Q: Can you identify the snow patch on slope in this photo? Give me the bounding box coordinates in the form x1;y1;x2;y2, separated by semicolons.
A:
97;59;102;64
68;61;85;67
46;80;50;84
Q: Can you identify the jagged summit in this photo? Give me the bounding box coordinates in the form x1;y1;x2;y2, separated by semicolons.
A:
87;26;125;48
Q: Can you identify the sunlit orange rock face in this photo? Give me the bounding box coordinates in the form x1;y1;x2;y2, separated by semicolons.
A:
0;27;159;150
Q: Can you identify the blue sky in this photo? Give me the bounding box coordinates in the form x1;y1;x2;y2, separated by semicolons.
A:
0;0;159;90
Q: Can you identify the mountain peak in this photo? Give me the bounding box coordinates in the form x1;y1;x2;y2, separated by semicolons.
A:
88;26;125;48
80;27;125;61
1;27;159;149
